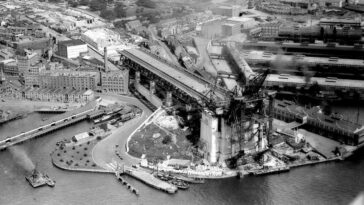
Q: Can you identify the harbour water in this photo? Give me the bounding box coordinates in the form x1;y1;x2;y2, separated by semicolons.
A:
1;106;364;205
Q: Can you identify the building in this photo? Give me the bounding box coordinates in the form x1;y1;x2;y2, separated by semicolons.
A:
125;20;142;32
0;59;18;77
213;5;240;17
38;70;98;91
14;37;50;51
319;18;361;28
227;17;256;31
101;70;129;94
0;48;14;59
222;23;241;36
0;69;21;99
23;62;45;87
273;100;364;146
200;20;225;39
81;28;120;50
16;50;39;75
260;22;282;38
57;39;88;59
23;87;94;103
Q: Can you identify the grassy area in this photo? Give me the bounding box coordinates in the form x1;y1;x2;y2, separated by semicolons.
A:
52;139;104;171
128;123;193;163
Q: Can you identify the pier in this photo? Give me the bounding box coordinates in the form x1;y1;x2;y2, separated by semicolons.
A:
115;171;139;196
0;101;98;150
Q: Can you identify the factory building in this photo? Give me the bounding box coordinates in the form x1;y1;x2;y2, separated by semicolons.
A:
16;50;40;75
24;63;45;87
57;39;88;59
101;70;129;94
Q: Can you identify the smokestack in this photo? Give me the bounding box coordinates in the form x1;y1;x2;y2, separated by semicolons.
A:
104;47;108;72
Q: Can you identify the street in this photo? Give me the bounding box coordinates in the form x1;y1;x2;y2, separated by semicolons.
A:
92;94;153;169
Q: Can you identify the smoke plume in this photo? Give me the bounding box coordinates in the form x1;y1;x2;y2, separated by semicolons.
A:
8;146;35;173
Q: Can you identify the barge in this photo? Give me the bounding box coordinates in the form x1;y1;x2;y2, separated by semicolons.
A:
25;169;55;188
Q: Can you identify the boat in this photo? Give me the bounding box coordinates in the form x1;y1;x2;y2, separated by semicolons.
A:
154;172;205;184
93;114;113;124
168;179;189;190
25;169;56;188
173;174;205;184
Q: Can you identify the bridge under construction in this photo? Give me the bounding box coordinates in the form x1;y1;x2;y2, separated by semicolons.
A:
120;43;275;164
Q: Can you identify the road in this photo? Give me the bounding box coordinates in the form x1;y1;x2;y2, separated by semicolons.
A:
92;94;153;170
148;26;180;65
194;37;218;76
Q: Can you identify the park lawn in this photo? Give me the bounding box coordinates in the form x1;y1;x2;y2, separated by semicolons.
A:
128;122;193;163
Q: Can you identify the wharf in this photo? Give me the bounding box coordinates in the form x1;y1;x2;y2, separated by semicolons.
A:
122;166;178;194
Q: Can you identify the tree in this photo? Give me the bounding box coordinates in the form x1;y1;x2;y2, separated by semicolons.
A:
114;3;126;18
136;0;156;9
68;1;79;7
162;135;172;144
113;20;125;28
79;0;89;6
100;9;116;20
89;0;106;11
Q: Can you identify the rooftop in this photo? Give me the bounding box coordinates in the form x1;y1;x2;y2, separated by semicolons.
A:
274;100;364;134
58;39;86;47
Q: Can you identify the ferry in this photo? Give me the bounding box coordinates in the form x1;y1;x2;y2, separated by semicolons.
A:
25;169;56;188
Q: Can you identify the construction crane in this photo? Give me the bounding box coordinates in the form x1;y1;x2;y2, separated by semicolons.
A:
224;69;275;167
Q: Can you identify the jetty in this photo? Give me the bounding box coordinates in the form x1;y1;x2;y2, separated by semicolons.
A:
115;171;139;196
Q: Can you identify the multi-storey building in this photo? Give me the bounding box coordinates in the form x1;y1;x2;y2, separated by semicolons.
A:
38;70;98;91
58;39;88;59
260;22;282;39
23;87;94;103
16;50;39;75
23;63;45;87
101;70;129;94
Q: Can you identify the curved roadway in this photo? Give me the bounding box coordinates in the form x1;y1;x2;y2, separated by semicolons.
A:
92;94;153;170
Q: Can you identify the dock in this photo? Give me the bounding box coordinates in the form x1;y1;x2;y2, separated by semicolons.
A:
122;166;178;194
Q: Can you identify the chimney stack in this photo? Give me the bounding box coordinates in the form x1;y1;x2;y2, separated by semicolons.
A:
104;47;108;72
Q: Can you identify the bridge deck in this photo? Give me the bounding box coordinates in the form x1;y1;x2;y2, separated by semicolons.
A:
0;101;97;142
122;49;227;102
